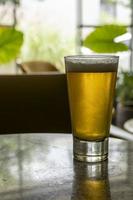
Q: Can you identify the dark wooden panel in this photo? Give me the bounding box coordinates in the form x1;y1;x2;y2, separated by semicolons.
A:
0;74;71;134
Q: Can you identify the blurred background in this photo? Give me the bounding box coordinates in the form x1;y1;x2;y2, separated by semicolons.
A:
0;0;133;73
0;0;76;73
0;0;133;128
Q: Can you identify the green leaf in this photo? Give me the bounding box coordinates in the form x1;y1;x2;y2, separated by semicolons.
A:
83;24;128;53
0;27;23;64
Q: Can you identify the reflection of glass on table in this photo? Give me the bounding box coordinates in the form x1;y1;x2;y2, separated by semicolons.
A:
72;161;111;200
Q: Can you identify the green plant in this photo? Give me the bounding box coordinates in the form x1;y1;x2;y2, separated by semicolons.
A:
116;72;133;106
0;26;23;64
83;24;128;53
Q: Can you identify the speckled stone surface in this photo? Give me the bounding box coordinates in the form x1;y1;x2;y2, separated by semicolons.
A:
0;134;132;200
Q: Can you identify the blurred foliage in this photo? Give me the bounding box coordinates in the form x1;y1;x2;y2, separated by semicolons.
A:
105;0;133;7
83;24;128;53
0;0;45;4
20;27;75;71
0;0;19;4
116;72;133;106
118;0;133;7
0;27;23;64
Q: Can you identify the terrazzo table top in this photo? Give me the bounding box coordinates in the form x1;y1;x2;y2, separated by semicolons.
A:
0;133;132;200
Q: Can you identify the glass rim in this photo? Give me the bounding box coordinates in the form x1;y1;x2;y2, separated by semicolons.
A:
65;54;119;61
65;55;119;72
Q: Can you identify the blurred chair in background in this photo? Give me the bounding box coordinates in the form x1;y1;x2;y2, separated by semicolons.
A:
17;61;59;73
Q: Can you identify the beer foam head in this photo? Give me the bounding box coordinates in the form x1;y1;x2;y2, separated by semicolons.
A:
65;55;119;72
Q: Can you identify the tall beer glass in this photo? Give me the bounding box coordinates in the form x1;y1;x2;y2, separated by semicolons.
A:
65;55;119;162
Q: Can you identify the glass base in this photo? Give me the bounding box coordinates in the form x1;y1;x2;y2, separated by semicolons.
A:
73;137;108;163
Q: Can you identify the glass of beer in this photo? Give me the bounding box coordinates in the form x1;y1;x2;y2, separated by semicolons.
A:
65;55;119;162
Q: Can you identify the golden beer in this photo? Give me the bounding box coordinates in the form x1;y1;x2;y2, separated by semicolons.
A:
72;178;109;200
67;71;117;141
65;55;118;162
